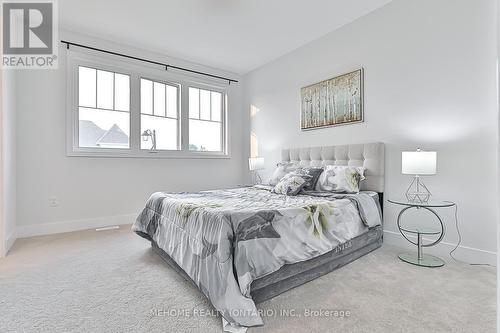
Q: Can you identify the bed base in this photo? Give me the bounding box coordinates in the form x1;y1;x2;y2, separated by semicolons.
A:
151;225;382;304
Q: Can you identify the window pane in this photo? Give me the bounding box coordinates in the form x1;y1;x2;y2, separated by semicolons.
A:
79;107;129;148
189;119;221;152
153;82;166;117
211;92;222;122
141;79;153;115
141;115;178;150
200;89;211;120
78;67;96;108
96;70;114;109
166;85;178;118
189;87;199;119
114;73;130;111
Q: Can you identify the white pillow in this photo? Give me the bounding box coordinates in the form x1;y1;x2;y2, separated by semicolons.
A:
315;165;366;193
268;162;299;186
273;173;312;196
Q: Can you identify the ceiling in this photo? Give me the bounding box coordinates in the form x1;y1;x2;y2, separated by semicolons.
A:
60;0;393;75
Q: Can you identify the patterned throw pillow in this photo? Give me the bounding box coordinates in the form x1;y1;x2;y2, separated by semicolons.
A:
294;167;324;191
268;162;299;185
273;173;313;196
315;166;366;193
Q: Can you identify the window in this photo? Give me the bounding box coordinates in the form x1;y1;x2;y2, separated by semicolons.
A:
140;78;179;150
188;87;224;152
78;66;130;149
69;55;229;158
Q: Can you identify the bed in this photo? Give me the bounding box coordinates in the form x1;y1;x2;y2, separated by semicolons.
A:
132;142;385;331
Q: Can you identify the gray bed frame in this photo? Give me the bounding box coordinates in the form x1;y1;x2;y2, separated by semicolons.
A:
151;142;385;304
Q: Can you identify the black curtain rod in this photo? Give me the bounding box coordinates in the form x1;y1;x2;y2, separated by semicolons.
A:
61;40;238;84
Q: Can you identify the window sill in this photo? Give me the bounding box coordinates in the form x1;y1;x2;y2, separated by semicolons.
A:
67;148;231;159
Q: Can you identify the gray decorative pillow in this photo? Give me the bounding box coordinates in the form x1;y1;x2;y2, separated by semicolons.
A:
315;166;366;193
294;167;324;191
273;173;312;196
268;162;299;185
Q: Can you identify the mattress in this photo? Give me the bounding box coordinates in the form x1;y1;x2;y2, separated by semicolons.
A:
152;225;382;305
132;186;382;330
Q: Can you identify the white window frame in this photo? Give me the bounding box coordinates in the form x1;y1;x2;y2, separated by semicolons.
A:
186;84;227;154
139;76;182;151
66;51;230;159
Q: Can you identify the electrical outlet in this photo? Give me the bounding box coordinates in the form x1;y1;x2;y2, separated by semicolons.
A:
49;197;58;207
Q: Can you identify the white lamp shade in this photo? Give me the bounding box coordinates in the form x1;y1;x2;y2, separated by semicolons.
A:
248;157;265;171
402;151;437;175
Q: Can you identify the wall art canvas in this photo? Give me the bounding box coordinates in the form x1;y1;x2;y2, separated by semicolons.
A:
301;68;363;130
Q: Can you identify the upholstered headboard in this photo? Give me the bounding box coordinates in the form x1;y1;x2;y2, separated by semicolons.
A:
281;142;385;193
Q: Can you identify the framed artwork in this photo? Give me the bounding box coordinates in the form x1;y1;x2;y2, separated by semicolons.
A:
301;68;363;130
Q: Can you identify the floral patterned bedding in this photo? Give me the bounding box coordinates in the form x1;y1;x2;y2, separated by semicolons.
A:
132;186;382;331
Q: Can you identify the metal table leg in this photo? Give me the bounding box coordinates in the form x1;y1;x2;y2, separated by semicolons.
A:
397;207;445;268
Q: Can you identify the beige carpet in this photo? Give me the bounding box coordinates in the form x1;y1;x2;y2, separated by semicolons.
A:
0;226;495;333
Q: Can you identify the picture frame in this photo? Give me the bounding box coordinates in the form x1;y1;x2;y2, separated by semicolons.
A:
301;68;364;130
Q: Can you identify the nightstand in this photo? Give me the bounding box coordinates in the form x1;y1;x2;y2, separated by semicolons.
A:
388;198;455;268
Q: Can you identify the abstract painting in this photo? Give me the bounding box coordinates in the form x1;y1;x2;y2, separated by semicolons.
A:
301;68;363;130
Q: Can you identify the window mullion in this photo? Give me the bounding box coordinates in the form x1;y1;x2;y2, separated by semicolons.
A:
95;69;98;108
198;88;201;119
180;85;189;152
152;81;155;116
112;73;115;110
129;73;140;152
167;85;168;118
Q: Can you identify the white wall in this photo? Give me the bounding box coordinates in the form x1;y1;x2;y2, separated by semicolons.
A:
1;69;17;255
15;31;245;237
243;0;498;264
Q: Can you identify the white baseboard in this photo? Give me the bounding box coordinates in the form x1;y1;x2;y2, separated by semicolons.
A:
383;230;497;266
17;213;136;238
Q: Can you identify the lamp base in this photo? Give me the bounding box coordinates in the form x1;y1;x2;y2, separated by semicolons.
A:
405;176;431;203
251;171;262;185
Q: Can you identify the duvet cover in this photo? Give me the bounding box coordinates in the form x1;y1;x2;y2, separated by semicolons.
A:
132;186;381;331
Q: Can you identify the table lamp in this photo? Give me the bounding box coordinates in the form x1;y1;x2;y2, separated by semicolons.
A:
248;157;265;184
402;149;437;203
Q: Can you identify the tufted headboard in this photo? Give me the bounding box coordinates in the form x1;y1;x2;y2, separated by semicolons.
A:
281;142;385;193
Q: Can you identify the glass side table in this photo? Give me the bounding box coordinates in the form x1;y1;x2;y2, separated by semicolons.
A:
388;198;456;268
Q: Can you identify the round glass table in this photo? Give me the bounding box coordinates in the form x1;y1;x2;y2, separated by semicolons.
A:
388;198;455;268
